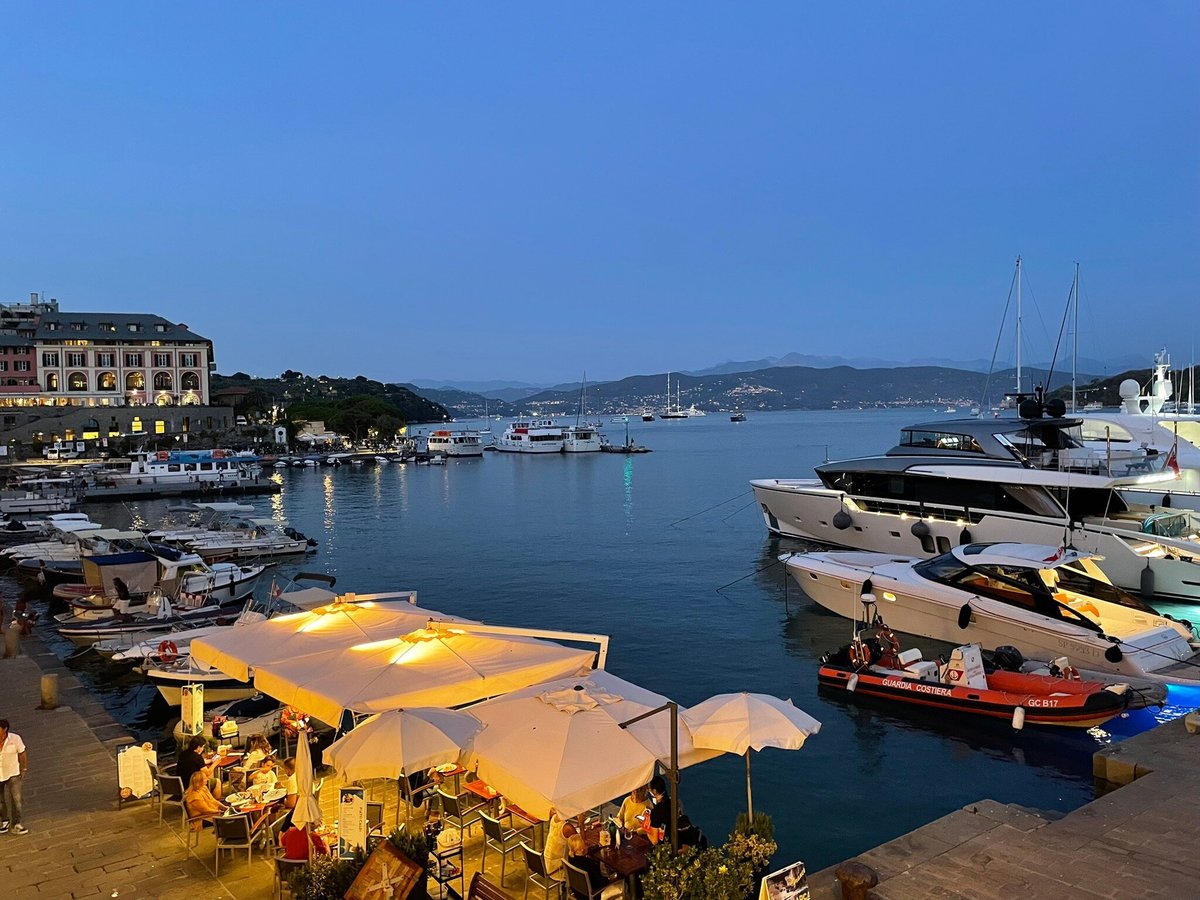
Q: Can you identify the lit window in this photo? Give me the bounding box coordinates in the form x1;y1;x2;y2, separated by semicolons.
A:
155;420;166;435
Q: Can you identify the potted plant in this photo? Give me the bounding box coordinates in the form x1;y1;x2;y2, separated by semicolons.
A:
728;812;777;899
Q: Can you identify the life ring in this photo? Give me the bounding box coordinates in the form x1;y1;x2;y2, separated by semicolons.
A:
157;639;179;663
848;641;872;669
157;450;169;461
877;625;901;655
1061;666;1080;681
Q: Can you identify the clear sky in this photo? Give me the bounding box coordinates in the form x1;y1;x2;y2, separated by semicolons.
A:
3;3;1197;385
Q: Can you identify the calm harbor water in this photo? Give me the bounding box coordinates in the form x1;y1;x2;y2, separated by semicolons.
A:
21;408;1199;871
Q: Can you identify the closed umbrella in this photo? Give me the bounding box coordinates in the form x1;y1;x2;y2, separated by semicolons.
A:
323;707;481;782
682;693;821;819
290;733;323;858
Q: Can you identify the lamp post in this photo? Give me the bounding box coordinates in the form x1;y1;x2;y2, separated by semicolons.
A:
618;700;679;852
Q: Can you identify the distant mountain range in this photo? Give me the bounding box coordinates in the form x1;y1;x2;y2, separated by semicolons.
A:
682;352;1148;377
413;363;1095;419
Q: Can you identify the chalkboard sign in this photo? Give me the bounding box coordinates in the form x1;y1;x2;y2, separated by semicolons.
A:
117;742;158;808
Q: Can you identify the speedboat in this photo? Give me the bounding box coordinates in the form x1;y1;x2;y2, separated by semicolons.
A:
818;605;1131;729
752;405;1200;603
784;542;1200;685
730;410;747;423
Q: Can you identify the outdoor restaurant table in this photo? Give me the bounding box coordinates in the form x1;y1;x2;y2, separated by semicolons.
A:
206;751;246;787
463;779;543;832
223;796;284;848
586;828;651;898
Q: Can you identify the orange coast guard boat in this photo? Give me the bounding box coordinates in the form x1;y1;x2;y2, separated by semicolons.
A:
818;607;1130;730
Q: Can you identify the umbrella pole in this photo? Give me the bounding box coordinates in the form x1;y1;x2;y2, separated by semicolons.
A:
669;701;679;854
745;752;753;821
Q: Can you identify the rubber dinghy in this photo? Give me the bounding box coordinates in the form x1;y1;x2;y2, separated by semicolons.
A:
818;612;1130;730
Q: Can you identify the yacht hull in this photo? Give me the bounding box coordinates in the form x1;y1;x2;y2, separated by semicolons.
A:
753;479;1200;604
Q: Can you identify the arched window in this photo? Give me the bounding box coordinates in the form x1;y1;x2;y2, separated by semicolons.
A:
98;372;117;391
153;372;173;391
126;372;145;391
45;373;60;392
68;372;88;392
181;372;200;391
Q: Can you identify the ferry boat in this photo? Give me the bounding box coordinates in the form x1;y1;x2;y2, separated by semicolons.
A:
95;449;260;489
495;420;565;453
427;429;485;457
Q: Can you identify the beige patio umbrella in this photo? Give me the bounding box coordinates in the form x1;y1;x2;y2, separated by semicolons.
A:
290;732;323;859
323;707;482;782
464;670;719;821
681;693;821;819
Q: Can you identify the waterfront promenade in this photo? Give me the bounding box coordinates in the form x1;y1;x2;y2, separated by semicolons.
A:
809;716;1200;899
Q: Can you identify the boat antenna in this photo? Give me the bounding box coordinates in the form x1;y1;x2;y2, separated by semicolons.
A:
1071;262;1080;413
981;261;1021;414
1016;255;1023;397
1042;266;1078;407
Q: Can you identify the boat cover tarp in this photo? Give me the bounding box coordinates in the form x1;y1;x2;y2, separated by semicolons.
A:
253;627;598;727
81;552;159;593
189;600;461;683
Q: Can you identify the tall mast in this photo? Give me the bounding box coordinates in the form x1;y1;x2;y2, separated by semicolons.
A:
1015;255;1023;396
1071;261;1079;413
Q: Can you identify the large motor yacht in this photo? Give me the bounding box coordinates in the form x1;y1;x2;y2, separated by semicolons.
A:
786;542;1200;685
751;408;1200;603
427;429;485;457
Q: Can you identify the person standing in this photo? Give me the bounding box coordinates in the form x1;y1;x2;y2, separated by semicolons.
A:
0;718;29;835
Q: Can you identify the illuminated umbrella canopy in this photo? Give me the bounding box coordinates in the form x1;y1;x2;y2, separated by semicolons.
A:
253;624;598;727
189;591;458;682
682;692;821;819
464;670;720;821
323;707;482;782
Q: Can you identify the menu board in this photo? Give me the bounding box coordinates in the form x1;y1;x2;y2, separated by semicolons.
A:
761;860;810;900
338;786;368;858
117;743;158;801
180;683;204;737
344;839;422;900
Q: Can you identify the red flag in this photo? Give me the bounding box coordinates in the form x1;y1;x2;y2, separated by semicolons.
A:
1043;546;1064;563
1164;444;1180;476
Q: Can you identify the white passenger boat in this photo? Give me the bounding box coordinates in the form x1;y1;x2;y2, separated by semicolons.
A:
92;448;260;489
751;409;1200;603
495;420;565;453
427;429;485;457
563;423;603;453
785;542;1200;685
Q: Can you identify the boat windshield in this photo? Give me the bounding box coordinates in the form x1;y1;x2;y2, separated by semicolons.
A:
1140;511;1200;541
914;555;1104;631
1051;563;1160;614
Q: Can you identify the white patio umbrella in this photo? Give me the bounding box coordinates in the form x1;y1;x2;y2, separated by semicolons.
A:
682;693;821;819
323;707;481;782
464;670;719;821
290;733;323;858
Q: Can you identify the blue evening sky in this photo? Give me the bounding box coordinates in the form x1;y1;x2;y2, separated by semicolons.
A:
3;3;1197;385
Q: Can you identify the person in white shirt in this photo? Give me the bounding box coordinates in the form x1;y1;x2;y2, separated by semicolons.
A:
0;718;29;835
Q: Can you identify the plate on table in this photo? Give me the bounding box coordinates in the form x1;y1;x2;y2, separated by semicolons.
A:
262;787;287;803
435;763;457;774
226;793;251;806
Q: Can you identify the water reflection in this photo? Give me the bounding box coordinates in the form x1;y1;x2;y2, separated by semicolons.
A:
623;456;634;532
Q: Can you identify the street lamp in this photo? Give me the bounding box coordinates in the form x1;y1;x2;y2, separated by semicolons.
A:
618;700;679;852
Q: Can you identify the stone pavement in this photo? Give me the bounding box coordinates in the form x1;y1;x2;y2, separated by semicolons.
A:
808;716;1200;899
0;638;268;900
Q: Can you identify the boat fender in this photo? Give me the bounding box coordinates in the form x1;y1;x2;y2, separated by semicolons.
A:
957;604;972;630
1162;493;1172;508
959;527;973;545
833;509;853;530
860;578;873;597
910;520;931;539
1105;644;1123;664
1140;562;1155;601
846;673;859;693
1011;706;1026;731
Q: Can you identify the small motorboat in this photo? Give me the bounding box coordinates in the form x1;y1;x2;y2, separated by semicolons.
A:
730;410;747;423
818;600;1131;730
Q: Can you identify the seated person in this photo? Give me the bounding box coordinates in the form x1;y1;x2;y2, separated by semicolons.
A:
279;824;328;860
565;833;622;900
543;807;568;875
243;734;273;770
280;757;298;810
618;786;651;833
177;735;222;800
249;757;278;789
183;770;226;824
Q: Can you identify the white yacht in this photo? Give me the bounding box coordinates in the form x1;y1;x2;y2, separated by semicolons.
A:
563;423;603;453
785;542;1200;684
426;429;485;457
93;448;260;489
495;420;565;453
751;409;1200;603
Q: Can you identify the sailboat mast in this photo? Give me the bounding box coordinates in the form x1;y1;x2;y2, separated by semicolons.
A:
1015;255;1023;396
1071;261;1079;413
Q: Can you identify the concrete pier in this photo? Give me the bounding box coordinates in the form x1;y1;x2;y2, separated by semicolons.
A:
809;718;1200;899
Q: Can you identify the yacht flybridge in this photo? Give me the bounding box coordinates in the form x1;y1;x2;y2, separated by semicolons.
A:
752;410;1200;603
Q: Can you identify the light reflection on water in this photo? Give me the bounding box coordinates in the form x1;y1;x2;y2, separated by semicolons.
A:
24;409;1200;871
